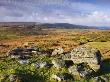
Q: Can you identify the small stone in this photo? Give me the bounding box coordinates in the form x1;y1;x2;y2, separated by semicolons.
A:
10;55;20;58
32;50;37;54
18;60;29;64
52;73;68;81
52;59;65;68
39;61;48;68
32;61;48;68
9;74;17;82
52;47;64;56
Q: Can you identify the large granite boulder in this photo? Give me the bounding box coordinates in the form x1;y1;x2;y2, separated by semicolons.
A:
70;47;101;64
63;47;101;72
52;59;65;68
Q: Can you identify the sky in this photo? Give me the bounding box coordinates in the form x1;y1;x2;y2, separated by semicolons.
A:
0;0;110;26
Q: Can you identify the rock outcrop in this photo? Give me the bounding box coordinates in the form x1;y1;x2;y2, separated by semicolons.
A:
63;47;101;72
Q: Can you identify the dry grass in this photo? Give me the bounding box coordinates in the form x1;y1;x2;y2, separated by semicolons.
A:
84;42;110;59
1;28;110;59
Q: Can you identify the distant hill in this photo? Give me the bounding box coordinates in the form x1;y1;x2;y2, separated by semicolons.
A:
0;22;36;26
40;23;97;29
0;22;98;29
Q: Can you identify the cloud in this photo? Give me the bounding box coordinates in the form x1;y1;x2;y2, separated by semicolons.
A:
0;0;110;26
68;11;110;26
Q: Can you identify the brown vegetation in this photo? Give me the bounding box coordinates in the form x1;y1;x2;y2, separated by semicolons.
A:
0;26;110;59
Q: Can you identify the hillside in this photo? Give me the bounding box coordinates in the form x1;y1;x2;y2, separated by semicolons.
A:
0;22;98;29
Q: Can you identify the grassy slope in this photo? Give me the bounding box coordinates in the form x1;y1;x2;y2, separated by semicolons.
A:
84;42;110;59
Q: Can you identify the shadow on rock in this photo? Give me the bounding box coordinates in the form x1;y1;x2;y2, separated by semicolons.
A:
65;60;74;67
95;58;110;76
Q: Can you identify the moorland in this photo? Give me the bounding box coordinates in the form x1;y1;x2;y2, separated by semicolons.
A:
0;23;110;82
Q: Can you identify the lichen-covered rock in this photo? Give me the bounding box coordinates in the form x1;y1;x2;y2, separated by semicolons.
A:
32;61;48;68
63;47;101;72
8;45;44;59
18;59;29;64
52;59;65;68
68;65;79;75
10;55;21;59
71;48;101;64
9;74;17;82
62;53;71;60
52;73;68;81
68;63;94;77
39;61;48;68
9;47;24;58
70;47;101;64
77;63;93;77
52;47;64;56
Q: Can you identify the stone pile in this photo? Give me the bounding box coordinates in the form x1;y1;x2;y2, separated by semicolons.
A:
7;45;103;81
